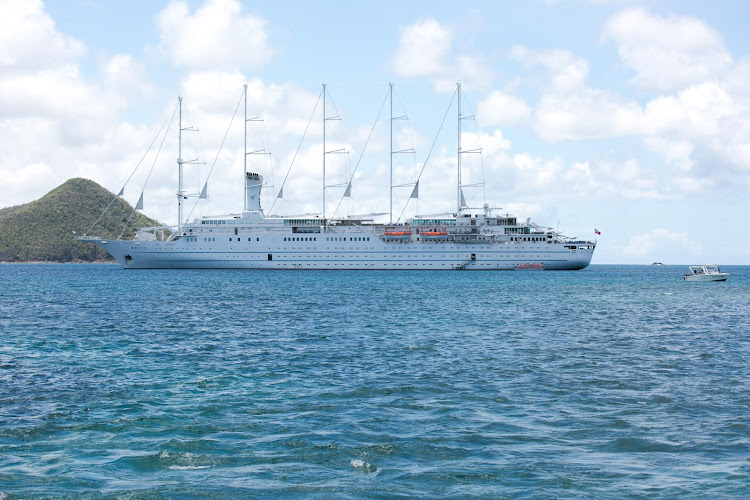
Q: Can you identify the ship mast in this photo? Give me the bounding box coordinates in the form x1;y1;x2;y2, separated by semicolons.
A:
177;96;183;233
390;82;393;225
175;96;201;230
243;84;271;212
243;84;247;211
322;83;326;221
389;84;415;224
457;82;462;217
456;83;482;214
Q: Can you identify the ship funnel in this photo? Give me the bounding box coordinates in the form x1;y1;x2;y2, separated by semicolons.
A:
245;172;263;212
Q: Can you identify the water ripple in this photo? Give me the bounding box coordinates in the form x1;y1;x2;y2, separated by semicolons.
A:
0;264;749;497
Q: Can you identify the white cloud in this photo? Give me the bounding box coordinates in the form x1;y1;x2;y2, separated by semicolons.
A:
0;65;113;120
105;54;152;97
645;137;694;172
531;79;744;175
602;8;732;91
392;18;492;92
725;57;750;97
623;229;701;261
157;0;272;70
0;1;156;213
463;129;511;157
0;1;112;122
0;0;85;72
510;45;589;91
393;18;452;79
533;87;641;141
477;90;531;127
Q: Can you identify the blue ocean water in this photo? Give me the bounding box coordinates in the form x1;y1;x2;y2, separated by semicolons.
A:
0;264;748;498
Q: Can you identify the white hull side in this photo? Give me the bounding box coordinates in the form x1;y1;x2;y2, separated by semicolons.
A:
683;274;729;282
90;238;594;271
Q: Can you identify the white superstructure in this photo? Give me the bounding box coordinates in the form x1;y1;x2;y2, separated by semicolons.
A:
80;84;596;270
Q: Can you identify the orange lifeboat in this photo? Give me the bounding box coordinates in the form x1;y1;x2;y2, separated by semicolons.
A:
421;227;449;240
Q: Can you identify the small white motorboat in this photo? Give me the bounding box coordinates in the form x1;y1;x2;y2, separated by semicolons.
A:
683;264;729;282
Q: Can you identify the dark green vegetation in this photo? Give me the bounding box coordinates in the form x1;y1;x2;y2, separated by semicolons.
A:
0;178;162;262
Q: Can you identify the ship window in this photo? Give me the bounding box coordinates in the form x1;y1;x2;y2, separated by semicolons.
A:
248;238;250;242
229;238;232;241
257;238;259;241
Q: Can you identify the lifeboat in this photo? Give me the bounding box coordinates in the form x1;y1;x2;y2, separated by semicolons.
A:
383;230;412;241
421;230;448;241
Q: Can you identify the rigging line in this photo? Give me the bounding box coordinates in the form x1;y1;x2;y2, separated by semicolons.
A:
118;104;178;240
467;94;487;203
458;92;486;203
330;86;389;219
184;89;245;223
397;88;457;223
84;107;176;238
184;106;208;199
247;97;274;206
248;98;275;210
323;89;351;182
268;88;324;214
393;89;416;151
83;102;178;237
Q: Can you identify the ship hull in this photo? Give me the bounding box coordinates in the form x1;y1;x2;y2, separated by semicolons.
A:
88;238;594;271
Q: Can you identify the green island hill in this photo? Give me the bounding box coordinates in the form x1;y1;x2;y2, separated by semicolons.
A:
0;178;163;262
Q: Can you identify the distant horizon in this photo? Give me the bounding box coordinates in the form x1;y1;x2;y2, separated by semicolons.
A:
2;1;750;264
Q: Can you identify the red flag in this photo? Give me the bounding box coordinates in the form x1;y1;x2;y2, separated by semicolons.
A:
595;228;601;235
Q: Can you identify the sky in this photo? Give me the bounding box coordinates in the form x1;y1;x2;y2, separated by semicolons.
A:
2;0;750;264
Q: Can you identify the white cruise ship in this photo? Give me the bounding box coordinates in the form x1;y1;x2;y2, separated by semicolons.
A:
79;84;596;270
